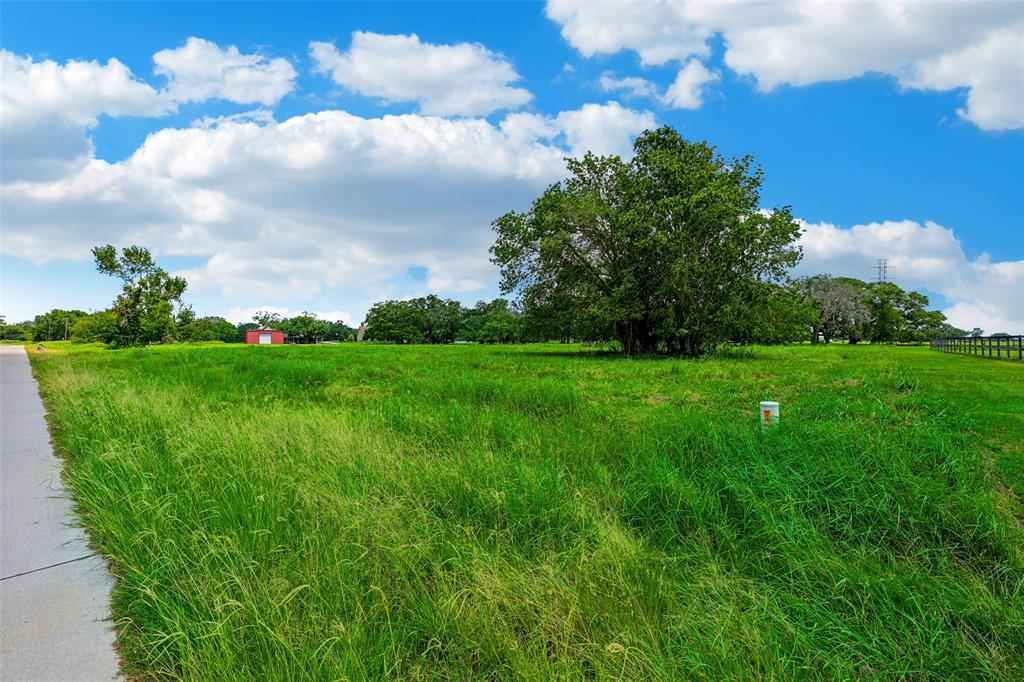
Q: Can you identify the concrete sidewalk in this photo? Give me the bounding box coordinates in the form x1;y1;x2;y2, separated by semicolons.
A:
1;345;120;681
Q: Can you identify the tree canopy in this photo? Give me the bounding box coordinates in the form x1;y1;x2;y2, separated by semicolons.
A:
93;245;187;346
491;126;803;355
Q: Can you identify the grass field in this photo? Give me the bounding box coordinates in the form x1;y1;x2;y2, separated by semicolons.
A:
27;342;1024;680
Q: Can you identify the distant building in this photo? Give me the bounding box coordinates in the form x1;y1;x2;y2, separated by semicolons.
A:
356;323;368;342
245;329;285;345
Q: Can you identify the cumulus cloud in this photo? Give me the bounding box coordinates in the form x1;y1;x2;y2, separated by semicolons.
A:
501;101;657;157
546;0;1024;130
153;37;298;106
1;51;167;181
310;32;533;116
795;219;1024;332
2;103;654;307
1;39;298;182
663;60;720;109
600;61;719;109
599;73;660;100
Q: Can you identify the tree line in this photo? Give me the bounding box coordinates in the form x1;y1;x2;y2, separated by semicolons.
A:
1;263;965;349
0;125;974;353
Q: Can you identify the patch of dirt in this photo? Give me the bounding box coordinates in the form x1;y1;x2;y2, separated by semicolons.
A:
648;395;670;404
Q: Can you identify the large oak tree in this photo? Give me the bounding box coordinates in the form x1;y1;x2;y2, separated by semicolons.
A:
491;126;802;355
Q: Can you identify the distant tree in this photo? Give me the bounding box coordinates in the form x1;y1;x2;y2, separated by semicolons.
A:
364;300;422;343
364;297;465;343
458;299;523;343
864;283;946;343
418;295;463;343
796;275;869;343
31;309;88;342
252;311;282;329
326;320;356;342
0;315;30;341
92;245;187;346
925;322;969;339
237;322;259;338
70;310;117;343
491;126;802;355
281;312;330;343
969;327;984;337
728;282;812;345
179;316;241;343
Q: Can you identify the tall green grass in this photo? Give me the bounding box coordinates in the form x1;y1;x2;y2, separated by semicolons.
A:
29;343;1024;679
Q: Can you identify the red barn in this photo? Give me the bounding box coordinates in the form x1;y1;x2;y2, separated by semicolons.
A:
245;329;285;345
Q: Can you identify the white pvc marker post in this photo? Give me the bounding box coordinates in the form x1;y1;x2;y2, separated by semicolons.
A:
760;401;779;431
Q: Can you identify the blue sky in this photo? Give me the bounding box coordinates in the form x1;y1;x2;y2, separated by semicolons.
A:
2;1;1022;330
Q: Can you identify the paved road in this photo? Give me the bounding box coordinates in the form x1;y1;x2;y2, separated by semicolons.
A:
0;345;120;681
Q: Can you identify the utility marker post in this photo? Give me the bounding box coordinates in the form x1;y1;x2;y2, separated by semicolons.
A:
760;401;779;431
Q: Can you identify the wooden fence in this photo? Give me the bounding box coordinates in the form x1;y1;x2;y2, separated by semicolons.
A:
930;335;1023;361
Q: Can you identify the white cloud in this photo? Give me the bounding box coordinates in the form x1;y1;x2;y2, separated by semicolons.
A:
663;59;719;109
0;51;166;129
600;60;719;109
904;29;1024;131
225;306;353;326
2;103;654;312
310;32;533;116
546;0;712;65
599;73;660;100
501;101;657;157
153;37;297;106
546;0;1024;130
0;50;167;181
1;39;298;182
796;219;1024;332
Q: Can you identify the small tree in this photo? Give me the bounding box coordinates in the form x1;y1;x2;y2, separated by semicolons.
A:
31;309;88;342
796;275;869;343
179;316;241;343
0;315;30;341
252;311;282;329
92;245;187;346
280;313;330;343
70;310;118;343
326;320;356;342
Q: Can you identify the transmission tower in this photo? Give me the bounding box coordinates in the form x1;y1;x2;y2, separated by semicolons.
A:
873;258;889;284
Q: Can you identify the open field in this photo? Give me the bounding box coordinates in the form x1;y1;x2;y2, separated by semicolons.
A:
27;342;1024;680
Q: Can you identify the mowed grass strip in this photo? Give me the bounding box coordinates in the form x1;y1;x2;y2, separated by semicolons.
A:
28;343;1024;680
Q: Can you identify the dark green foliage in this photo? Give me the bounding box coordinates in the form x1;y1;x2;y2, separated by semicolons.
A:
799;276;952;344
280;313;331;343
491;126;803;355
458;299;523;343
178;316;241;343
726;281;813;344
864;282;948;342
236;322;259;337
92;244;187;346
0;315;31;341
70;310;117;343
30;308;88;341
326;320;356;342
364;295;464;343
